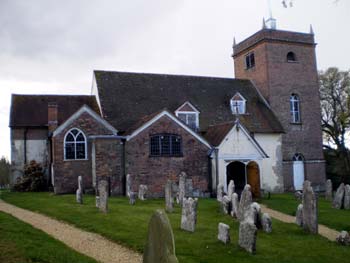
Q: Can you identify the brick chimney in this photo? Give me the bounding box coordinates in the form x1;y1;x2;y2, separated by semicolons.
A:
48;102;58;132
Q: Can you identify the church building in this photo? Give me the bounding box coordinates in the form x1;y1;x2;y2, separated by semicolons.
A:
9;22;326;197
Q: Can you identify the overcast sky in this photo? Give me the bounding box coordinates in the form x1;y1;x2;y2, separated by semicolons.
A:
0;0;349;159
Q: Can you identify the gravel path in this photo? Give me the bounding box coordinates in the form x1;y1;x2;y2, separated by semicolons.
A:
0;199;142;263
260;204;339;241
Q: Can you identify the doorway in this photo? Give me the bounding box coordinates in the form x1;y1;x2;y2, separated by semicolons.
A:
226;161;246;196
247;161;261;198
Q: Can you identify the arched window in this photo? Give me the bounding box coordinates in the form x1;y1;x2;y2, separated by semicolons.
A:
64;128;87;160
292;153;304;162
287;52;297;62
290;94;301;123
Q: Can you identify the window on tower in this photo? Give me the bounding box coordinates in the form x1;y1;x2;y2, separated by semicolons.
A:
287;52;297;62
290;94;301;123
245;52;255;69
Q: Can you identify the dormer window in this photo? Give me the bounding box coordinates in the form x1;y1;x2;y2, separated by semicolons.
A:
245;52;255;69
230;93;246;114
175;101;200;131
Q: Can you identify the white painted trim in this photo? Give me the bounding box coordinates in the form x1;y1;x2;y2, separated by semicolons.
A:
175;101;200;113
230;92;246;114
53;105;118;137
175;101;200;130
127;110;211;149
63;127;88;161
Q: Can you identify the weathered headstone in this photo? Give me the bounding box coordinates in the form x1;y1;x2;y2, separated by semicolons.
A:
98;179;108;213
143;209;179;263
231;193;239;218
237;184;252;222
261;213;272;233
95;196;100;208
336;231;350;246
343;184;350;210
138;184;148;201
250;202;262;229
295;203;303;226
302;181;318;234
181;197;198;232
165;180;174;213
294;191;302;201
126;174;132;197
76;175;83;204
129;192;136;205
221;195;231;214
227;180;235;199
238;220;257;254
185;178;193;197
332;183;345;209
217;223;230;244
325;179;333;201
217;184;224;202
178;172;187;206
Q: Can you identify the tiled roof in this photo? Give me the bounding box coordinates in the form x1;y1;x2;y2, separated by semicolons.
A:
94;70;284;134
9;94;100;128
204;121;234;146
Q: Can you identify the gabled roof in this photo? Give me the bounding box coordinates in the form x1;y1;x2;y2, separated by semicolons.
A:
93;70;284;134
53;105;118;137
9;94;100;128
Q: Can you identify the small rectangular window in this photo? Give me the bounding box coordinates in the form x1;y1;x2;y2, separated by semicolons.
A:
177;113;198;130
245;52;255;69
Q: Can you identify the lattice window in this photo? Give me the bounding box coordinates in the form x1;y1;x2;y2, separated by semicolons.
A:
290;94;301;123
150;134;182;157
64;128;87;160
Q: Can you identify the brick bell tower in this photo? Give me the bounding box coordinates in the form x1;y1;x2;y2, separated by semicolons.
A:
232;20;326;191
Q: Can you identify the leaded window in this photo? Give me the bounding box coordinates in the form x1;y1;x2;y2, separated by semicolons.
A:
230;93;246;114
290;94;301;123
150;134;182;157
177;113;197;130
64;128;87;160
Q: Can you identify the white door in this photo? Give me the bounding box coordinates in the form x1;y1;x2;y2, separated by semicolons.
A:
293;161;304;191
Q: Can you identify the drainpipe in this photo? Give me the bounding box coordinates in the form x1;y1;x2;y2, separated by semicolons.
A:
121;138;126;196
215;148;219;194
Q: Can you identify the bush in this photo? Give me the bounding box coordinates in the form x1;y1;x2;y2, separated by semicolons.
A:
13;160;47;192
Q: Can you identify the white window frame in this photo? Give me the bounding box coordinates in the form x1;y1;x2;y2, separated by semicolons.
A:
175;101;200;130
230;93;246;114
63;128;88;161
290;94;301;123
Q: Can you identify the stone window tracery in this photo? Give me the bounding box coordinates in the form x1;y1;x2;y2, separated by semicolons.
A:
64;128;87;160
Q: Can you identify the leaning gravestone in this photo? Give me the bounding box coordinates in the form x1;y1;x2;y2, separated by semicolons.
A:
126;174;132;197
217;223;230;244
221;195;231;214
238;220;257;254
165;180;174;213
302;181;318;234
343;184;350;210
295;203;303;226
336;231;350;246
237;184;252;222
181;197;198;232
143;209;179;263
325;179;333;201
261;213;272;233
178;172;187;207
217;184;224;202
227;180;235;199
231;193;239;218
98;179;108;213
76;175;83;204
332;183;345;209
138;184;148;201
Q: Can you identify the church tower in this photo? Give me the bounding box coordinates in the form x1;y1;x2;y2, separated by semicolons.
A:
232;23;325;191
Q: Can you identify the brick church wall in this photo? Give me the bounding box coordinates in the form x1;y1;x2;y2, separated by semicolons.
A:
126;114;210;198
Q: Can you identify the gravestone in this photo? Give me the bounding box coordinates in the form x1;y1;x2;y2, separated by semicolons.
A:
217;184;224;202
217;223;230;244
178;172;187;206
336;231;350;246
295;203;303;226
261;213;272;233
231;193;239;218
129;192;136;205
181;197;198;232
250;202;262;229
344;184;350;210
95;196;100;208
185;178;193;197
238;220;257;254
237;184;252;222
98;179;108;213
76;175;83;204
126;174;132;197
294;191;302;201
227;180;235;199
221;195;231;214
165;180;174;213
143;209;179;263
325;179;333;201
302;181;318;234
332;183;345;209
138;184;148;201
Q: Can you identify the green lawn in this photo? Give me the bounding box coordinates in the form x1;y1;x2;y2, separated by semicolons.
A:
1;191;350;263
260;193;350;232
0;211;97;263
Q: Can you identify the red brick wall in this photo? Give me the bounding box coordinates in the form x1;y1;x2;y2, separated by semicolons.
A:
52;111;116;194
126;115;210;197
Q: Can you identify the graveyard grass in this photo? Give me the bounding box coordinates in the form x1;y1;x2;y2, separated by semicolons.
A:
1;191;350;263
0;210;97;263
260;193;350;231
